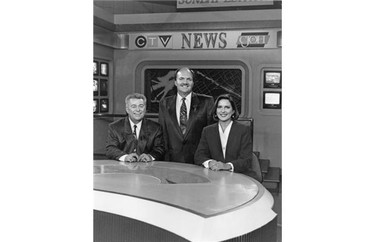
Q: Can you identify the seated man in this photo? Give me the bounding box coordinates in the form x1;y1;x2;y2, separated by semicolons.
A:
106;93;165;162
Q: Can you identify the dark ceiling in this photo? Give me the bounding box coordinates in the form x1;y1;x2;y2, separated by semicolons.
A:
94;0;177;15
94;0;281;15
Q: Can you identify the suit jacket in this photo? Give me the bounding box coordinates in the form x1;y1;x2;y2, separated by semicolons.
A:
106;117;165;161
158;92;214;164
194;121;261;180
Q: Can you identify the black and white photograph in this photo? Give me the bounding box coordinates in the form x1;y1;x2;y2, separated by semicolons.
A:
4;1;375;242
93;1;281;241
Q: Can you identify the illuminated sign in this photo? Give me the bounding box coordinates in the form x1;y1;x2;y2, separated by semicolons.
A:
236;32;270;48
181;32;227;49
134;35;173;49
129;29;280;50
177;0;274;9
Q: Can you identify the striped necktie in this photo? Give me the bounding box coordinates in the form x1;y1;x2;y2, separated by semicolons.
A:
180;97;187;134
133;124;137;139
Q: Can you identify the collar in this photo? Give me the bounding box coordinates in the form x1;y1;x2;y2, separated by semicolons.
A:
218;120;234;133
177;92;192;104
128;118;143;129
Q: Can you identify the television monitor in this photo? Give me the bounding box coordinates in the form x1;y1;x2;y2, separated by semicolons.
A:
94;61;98;75
264;71;281;88
93;79;98;96
100;79;108;96
100;99;109;112
93;99;98;113
100;62;108;76
263;91;281;109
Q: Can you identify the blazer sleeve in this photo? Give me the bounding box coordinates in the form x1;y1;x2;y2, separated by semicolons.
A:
230;129;252;173
158;99;169;156
194;127;212;165
149;125;165;161
106;124;126;160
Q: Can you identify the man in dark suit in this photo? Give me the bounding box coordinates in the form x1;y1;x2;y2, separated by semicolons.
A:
158;67;214;164
106;93;164;162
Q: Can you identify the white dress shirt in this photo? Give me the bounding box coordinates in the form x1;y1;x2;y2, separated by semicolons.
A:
118;119;142;162
218;120;233;159
176;93;192;125
129;119;142;139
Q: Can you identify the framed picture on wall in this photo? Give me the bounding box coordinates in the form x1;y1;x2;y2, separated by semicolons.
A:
94;61;98;75
93;78;98;96
100;98;109;112
100;79;108;96
93;99;99;113
263;70;281;89
100;62;108;76
263;91;281;109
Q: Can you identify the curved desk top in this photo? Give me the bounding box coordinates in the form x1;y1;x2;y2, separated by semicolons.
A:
94;160;276;241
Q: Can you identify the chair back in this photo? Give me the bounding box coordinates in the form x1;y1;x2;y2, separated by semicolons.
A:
237;118;262;182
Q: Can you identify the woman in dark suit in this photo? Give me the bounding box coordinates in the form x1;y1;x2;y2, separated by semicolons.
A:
194;94;261;181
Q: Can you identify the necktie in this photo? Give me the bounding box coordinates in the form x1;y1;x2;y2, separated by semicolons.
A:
133;125;137;139
180;98;187;134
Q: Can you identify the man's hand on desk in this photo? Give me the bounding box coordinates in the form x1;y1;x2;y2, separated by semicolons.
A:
124;153;139;162
139;153;152;162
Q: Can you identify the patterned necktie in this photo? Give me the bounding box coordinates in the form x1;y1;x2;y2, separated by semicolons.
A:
180;97;187;134
133;124;137;139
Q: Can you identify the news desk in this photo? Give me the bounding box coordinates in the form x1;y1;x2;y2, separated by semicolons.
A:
94;160;277;242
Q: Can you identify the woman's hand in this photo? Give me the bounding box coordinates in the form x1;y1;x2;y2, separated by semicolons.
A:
209;160;231;171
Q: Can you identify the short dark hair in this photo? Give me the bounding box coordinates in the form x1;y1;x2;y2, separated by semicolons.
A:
212;94;239;121
174;67;195;81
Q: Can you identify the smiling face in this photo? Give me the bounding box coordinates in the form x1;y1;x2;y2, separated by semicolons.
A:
126;98;146;123
175;68;194;97
216;99;235;123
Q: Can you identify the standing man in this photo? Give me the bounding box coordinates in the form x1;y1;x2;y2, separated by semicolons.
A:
158;67;214;164
106;93;165;162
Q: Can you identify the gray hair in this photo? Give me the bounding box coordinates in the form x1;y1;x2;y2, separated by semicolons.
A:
125;93;147;107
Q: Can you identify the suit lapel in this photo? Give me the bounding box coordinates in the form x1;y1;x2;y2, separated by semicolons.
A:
123;118;137;153
167;96;180;129
214;123;225;161
184;92;200;138
168;95;184;138
123;118;133;140
137;119;148;154
225;121;238;162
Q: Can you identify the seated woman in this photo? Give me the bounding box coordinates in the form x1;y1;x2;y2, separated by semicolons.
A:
194;94;261;181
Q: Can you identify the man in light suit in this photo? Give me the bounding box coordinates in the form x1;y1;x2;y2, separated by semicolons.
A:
106;93;164;162
158;67;214;164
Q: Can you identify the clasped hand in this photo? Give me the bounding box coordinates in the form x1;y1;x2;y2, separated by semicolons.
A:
208;160;231;171
124;153;152;162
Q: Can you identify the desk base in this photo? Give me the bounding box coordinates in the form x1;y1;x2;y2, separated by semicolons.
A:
94;210;277;242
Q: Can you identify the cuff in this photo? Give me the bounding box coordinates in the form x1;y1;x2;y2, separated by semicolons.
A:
202;159;214;168
227;162;234;172
119;155;127;162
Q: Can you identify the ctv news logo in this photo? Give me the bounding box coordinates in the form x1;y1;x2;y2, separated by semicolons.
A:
236;32;270;48
135;35;172;48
